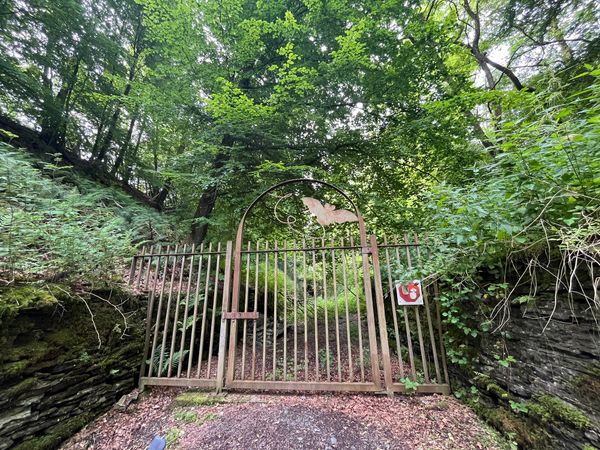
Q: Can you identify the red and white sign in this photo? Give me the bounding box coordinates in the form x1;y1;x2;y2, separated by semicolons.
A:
395;280;423;306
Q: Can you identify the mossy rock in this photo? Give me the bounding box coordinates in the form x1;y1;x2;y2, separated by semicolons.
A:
172;392;229;407
571;366;600;414
2;376;38;400
528;394;590;430
1;285;141;383
475;403;554;449
0;285;63;322
12;412;94;450
472;373;509;400
0;360;29;380
1;335;59;381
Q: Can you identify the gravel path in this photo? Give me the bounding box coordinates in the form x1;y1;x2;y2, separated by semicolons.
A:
62;388;507;450
186;403;398;449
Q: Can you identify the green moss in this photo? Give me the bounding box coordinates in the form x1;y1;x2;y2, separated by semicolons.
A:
165;427;184;448
96;342;142;369
473;422;514;450
201;412;218;423
0;360;28;379
472;373;509;399
472;402;553;449
9;340;50;358
12;413;94;450
1;339;55;382
486;383;509;399
0;286;60;321
528;395;590;429
571;366;600;413
4;376;38;400
425;399;450;411
172;392;228;407
174;409;199;423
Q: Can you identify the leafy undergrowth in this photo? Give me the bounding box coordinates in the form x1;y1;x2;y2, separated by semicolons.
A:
0;143;175;285
62;388;510;450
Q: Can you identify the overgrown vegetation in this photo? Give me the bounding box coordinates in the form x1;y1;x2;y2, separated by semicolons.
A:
0;144;174;284
0;0;599;447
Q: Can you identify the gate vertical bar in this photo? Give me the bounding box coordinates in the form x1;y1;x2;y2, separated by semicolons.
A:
413;235;442;383
283;241;288;381
312;239;320;381
139;245;162;389
177;245;196;377
302;240;309;381
167;244;189;377
135;246;146;290
293;242;298;381
158;244;180;377
217;241;233;392
206;242;222;377
187;243;205;377
403;234;430;383
393;237;417;380
349;236;365;382
370;235;394;395
196;243;213;378
321;237;331;381
272;241;278;380
250;241;260;380
340;238;353;380
330;239;342;382
240;242;251;379
148;245;172;378
382;235;405;378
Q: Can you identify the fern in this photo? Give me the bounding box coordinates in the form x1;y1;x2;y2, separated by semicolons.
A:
0;143;175;283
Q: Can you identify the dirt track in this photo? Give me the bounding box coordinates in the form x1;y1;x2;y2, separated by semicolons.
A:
62;388;507;450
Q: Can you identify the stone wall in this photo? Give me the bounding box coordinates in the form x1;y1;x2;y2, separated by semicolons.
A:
454;287;600;449
0;285;145;450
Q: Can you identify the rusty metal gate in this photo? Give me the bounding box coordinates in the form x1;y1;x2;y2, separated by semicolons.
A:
130;179;449;395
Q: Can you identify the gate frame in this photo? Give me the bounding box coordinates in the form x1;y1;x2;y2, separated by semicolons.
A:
224;179;385;393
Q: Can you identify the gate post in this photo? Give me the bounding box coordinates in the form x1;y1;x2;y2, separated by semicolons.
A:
370;235;394;396
358;222;382;389
216;241;233;392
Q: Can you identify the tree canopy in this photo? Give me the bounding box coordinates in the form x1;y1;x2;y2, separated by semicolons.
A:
0;0;598;257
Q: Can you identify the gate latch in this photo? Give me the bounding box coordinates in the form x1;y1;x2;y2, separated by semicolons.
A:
223;312;260;320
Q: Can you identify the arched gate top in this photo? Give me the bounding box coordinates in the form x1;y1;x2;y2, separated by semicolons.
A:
237;178;361;231
231;178;369;315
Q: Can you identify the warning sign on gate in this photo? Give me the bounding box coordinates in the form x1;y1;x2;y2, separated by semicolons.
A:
395;280;423;306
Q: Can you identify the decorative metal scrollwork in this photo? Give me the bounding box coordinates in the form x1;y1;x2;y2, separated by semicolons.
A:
273;193;300;233
272;192;359;234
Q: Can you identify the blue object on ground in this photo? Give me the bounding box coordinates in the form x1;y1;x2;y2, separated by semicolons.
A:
148;436;166;450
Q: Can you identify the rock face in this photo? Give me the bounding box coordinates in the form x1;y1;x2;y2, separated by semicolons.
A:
0;285;145;450
455;287;600;449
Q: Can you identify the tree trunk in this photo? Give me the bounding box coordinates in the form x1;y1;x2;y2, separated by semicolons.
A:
111;114;137;176
153;179;172;210
93;76;134;163
40;55;81;147
91;104;110;159
123;124;144;184
93;15;143;164
191;135;233;244
462;0;528;93
549;19;574;66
